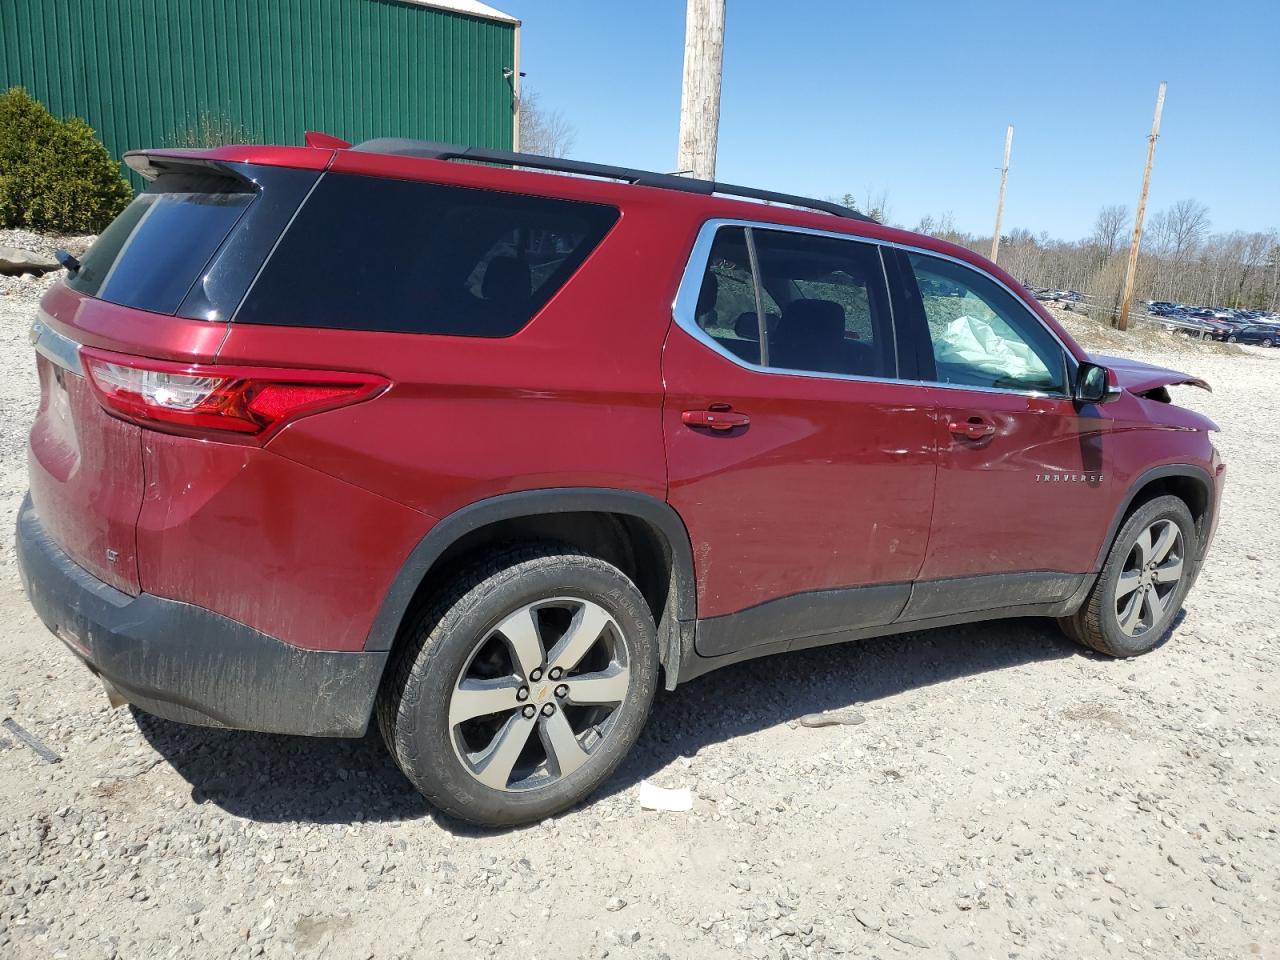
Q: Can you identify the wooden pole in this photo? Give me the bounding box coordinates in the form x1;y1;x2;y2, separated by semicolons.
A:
1117;81;1166;331
989;125;1013;263
677;0;725;180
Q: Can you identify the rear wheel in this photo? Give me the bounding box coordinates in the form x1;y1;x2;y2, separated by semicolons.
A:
1264;338;1273;348
378;544;659;826
1058;495;1197;658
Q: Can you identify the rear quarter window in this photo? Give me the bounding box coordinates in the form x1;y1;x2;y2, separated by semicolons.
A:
235;174;620;337
66;172;255;315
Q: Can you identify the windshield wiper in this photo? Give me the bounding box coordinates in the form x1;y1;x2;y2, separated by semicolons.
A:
54;249;81;274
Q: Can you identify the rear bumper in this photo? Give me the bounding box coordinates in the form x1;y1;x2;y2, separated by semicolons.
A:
15;495;387;738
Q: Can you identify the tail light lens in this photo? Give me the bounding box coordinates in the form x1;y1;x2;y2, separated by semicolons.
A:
81;347;387;443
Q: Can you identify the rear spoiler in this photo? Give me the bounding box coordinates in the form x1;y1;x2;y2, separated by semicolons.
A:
122;151;241;182
122;145;334;181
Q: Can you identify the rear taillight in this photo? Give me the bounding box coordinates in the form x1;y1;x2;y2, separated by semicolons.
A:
81;347;387;443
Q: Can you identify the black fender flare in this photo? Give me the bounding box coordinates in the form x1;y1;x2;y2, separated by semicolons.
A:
1093;463;1215;569
363;488;698;659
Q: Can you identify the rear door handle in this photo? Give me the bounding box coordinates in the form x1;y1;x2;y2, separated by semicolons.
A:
682;405;750;431
948;416;996;440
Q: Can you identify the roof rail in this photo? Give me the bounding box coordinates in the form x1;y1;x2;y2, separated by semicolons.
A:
351;138;876;223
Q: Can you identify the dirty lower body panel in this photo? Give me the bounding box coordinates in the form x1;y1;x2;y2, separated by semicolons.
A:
15;495;387;738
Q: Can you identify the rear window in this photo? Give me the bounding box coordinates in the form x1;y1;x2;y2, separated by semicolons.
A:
67;172;255;315
235;174;619;337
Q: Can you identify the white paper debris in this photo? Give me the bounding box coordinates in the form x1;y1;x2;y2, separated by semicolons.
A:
637;780;692;812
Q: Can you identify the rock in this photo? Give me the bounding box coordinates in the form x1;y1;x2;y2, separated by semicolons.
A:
886;930;931;949
0;246;59;276
798;710;866;728
852;907;883;931
605;896;627;912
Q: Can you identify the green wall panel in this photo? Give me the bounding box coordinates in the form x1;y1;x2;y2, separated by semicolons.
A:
1;0;515;179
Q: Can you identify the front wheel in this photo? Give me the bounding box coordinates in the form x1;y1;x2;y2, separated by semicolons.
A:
1228;335;1238;342
1058;495;1197;658
1264;339;1273;348
378;544;659;827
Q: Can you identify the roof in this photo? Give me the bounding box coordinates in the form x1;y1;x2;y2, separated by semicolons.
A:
350;138;876;222
392;0;520;25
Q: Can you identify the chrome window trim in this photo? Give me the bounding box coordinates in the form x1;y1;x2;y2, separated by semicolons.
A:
671;217;1077;399
671;219;901;387
30;311;83;376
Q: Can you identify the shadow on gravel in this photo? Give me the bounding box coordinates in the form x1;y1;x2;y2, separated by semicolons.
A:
134;615;1097;830
599;616;1086;803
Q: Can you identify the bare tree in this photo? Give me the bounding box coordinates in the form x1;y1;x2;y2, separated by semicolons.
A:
1164;199;1211;263
1090;204;1130;260
1269;232;1280;311
518;90;576;158
1233;231;1273;306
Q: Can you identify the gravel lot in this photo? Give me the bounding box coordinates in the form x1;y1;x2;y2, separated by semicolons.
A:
1;232;1276;960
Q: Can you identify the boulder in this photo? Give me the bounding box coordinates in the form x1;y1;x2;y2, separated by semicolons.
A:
0;246;61;276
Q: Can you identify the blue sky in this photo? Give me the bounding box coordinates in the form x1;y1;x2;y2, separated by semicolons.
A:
502;0;1278;239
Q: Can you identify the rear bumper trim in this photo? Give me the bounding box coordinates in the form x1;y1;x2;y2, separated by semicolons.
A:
15;495;386;738
31;311;84;375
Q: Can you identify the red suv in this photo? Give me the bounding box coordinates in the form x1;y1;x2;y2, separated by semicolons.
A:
17;138;1224;826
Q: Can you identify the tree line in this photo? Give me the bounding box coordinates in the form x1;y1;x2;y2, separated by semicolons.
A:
906;201;1279;315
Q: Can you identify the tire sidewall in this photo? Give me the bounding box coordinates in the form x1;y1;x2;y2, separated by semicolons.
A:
391;553;659;827
1094;496;1197;656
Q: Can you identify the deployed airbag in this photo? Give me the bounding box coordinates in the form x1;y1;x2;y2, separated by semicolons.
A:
934;314;1052;382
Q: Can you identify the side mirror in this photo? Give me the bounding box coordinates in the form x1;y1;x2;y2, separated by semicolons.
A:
1075;362;1121;405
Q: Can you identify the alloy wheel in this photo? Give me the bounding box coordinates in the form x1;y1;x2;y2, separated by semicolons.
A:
448;597;631;792
1114;519;1184;637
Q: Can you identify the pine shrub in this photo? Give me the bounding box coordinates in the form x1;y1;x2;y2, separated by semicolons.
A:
0;87;132;233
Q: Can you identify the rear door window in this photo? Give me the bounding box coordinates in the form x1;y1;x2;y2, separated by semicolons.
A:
66;172;256;315
694;227;780;365
235;174;620;337
753;229;894;378
688;225;896;379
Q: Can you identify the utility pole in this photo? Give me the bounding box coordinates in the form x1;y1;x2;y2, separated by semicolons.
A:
677;0;725;180
989;125;1013;263
1117;81;1166;331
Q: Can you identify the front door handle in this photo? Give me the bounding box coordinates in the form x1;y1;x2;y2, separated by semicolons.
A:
948;415;996;440
682;405;750;431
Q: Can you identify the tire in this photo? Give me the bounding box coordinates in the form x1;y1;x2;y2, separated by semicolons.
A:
1264;339;1273;348
377;543;659;827
1058;495;1198;658
1228;335;1238;343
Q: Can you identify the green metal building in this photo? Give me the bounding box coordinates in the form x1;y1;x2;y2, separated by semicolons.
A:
1;0;520;179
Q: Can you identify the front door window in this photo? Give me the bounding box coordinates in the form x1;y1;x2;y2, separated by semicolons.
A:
907;252;1067;394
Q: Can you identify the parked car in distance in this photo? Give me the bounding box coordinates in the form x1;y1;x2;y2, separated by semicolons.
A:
1224;324;1280;346
17;137;1226;826
1203;319;1239;341
1037;289;1084;303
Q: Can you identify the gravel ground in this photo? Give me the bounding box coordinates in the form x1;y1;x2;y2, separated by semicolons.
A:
1;232;1276;959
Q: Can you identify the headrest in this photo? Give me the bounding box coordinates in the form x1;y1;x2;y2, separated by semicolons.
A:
780;299;845;341
734;312;781;340
696;272;718;317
